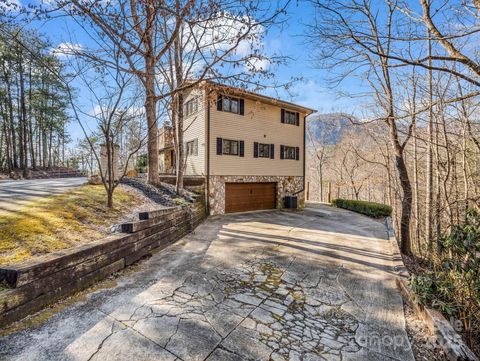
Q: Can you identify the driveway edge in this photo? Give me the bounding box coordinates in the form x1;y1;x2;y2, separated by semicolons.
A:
386;217;478;361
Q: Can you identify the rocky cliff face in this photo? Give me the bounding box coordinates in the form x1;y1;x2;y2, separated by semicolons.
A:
306;113;358;145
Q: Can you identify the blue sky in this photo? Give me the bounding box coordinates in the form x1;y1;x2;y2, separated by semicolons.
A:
14;0;365;144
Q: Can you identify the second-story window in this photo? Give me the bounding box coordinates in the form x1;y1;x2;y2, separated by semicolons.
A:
280;145;300;160
184;98;198;117
223;97;239;113
222;139;239;155
281;109;300;126
216;137;245;157
217;95;245;115
258;143;270;158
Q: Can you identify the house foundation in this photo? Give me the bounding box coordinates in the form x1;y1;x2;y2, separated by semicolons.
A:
208;175;304;215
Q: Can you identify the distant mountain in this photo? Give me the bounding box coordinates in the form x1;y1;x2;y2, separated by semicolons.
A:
306;113;358;145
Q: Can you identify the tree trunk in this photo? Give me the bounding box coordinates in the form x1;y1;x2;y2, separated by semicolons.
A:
28;63;36;170
19;57;29;177
425;31;434;252
173;21;185;195
144;2;159;186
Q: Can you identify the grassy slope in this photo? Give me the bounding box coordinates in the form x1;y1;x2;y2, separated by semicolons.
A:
0;185;142;266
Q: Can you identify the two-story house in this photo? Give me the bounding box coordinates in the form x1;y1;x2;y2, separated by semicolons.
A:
158;81;315;215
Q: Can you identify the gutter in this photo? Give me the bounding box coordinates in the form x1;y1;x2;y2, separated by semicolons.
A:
303;115;307;195
303;111;316;200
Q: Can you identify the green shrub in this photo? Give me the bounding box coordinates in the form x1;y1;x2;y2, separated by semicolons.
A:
331;198;392;218
410;208;480;347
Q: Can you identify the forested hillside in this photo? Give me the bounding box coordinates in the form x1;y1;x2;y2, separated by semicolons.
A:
0;26;70;176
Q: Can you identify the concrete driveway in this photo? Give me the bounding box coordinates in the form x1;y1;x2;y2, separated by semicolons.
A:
0;177;87;215
0;205;414;361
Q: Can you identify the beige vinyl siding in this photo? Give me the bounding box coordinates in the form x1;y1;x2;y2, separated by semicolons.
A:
210;97;305;176
183;88;206;176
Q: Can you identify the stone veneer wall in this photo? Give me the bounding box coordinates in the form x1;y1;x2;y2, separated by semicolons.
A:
100;144;120;181
208;175;304;215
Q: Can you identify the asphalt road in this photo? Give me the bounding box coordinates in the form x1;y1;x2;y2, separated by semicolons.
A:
0;177;87;215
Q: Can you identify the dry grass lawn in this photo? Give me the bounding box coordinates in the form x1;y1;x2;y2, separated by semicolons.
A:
0;184;143;266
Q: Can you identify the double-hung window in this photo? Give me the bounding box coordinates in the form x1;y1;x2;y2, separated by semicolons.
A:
280;145;300;160
258;143;270;158
186;140;195;155
222;139;239;155
281;109;300;126
216;137;245;157
217;95;245;115
184;98;198;117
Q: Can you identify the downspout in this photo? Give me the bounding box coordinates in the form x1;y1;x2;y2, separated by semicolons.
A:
293;113;310;198
206;89;212;216
303;115;307;194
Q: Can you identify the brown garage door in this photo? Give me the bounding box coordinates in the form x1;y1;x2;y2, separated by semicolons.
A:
225;182;277;213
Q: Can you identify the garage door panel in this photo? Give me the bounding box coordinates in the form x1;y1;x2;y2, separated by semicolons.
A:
225;182;276;213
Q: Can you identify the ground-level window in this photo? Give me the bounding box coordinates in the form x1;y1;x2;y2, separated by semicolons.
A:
186;141;194;155
222;139;239;155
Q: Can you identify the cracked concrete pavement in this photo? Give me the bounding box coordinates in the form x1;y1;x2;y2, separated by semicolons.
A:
0;204;414;361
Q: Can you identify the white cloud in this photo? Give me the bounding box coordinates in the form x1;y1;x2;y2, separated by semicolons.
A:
51;42;83;58
0;0;21;13
245;57;270;72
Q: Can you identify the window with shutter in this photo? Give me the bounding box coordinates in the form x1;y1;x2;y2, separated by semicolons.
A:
220;139;241;156
217;94;243;115
282;109;300;126
216;138;223;155
257;143;271;158
281;145;297;160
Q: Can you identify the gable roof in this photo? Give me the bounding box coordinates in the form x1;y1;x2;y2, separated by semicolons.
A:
200;80;316;115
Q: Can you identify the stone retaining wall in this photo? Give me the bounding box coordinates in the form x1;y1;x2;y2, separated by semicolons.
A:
0;198;205;328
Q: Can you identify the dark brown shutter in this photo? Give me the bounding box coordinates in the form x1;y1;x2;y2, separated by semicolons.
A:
281;109;285;123
296;112;300;126
217;95;223;111
239;99;244;115
270;144;274;159
280;145;284;159
239;141;245;157
194;138;198;156
254;142;259;158
216;138;222;155
295;147;300;160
